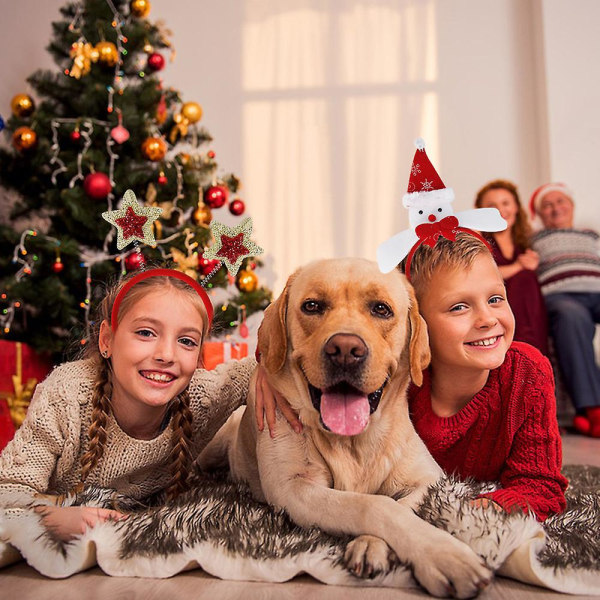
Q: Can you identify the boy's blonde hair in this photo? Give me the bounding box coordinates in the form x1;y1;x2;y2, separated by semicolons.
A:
80;272;210;499
402;233;492;300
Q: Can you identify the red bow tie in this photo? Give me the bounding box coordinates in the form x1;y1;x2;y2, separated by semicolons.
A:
415;215;459;247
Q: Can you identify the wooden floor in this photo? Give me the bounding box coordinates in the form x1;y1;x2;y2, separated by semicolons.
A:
2;433;599;600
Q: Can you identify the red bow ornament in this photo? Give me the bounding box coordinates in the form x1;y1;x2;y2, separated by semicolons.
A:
414;216;460;247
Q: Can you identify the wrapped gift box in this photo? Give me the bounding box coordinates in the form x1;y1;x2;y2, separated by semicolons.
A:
202;341;248;371
0;340;52;451
0;400;14;451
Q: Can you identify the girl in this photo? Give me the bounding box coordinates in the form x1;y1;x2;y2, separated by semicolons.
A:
475;179;548;355
0;269;293;542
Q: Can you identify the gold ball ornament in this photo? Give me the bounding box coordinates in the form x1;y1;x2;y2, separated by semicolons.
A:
12;126;37;151
130;0;151;17
141;136;167;161
11;94;35;118
192;204;212;226
181;102;203;124
96;41;119;67
236;269;259;293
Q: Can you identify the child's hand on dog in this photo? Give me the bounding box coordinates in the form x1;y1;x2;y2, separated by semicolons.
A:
469;497;504;512
255;366;302;436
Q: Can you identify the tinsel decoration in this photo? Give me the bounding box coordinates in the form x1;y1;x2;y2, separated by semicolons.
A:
69;41;99;78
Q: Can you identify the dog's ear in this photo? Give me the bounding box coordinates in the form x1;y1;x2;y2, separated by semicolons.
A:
257;273;295;373
406;284;430;387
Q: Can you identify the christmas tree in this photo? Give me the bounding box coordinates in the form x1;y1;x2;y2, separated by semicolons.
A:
0;0;271;360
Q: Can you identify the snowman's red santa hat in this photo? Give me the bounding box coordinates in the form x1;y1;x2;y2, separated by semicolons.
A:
403;138;454;208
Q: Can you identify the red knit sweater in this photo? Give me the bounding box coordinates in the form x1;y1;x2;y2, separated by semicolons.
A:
408;342;568;521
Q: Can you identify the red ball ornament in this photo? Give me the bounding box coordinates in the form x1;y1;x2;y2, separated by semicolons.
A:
70;129;81;142
207;150;215;159
83;172;112;200
204;185;228;209
157;172;168;185
147;52;165;71
229;198;245;216
124;251;146;271
52;259;64;273
198;257;221;276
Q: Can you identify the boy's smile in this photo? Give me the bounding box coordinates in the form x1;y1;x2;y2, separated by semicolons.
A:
419;253;515;377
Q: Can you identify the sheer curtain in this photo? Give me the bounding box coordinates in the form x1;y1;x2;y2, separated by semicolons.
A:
241;0;439;292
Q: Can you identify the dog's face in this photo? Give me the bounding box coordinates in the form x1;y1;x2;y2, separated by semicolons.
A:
258;258;430;437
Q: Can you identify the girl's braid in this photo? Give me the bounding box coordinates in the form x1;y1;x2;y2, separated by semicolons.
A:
165;389;194;499
79;357;112;486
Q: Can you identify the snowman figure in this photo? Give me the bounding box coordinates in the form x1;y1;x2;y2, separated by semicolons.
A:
377;138;507;274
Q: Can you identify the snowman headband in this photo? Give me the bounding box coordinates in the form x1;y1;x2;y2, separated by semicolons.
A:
102;189;264;330
376;138;507;280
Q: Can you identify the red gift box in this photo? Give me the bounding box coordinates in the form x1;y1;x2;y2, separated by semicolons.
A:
0;399;14;451
0;340;52;451
202;341;248;371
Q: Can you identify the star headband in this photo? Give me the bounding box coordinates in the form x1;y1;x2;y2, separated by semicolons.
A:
111;268;214;330
102;189;264;327
376;138;507;279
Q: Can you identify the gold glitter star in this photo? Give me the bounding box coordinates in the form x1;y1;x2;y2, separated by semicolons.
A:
203;218;263;276
102;189;163;250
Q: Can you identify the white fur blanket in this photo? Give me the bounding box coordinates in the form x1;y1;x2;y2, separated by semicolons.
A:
0;465;598;595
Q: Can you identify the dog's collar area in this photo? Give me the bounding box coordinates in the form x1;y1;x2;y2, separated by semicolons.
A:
309;380;387;433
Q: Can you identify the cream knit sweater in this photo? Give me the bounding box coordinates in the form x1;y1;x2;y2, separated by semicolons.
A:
0;356;255;508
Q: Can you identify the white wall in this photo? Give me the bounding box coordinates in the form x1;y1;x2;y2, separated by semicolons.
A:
540;0;600;228
1;0;598;292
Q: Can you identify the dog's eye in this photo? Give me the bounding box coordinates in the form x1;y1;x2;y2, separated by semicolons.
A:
371;302;393;319
302;300;324;314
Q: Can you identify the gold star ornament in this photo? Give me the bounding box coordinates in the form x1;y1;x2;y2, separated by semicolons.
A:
203;218;263;276
102;189;163;250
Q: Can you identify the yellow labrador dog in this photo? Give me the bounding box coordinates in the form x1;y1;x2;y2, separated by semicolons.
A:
199;258;491;598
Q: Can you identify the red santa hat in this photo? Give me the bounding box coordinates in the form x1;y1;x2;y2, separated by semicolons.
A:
403;138;454;208
529;182;574;219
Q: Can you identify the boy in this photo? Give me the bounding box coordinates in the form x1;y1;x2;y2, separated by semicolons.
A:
405;233;567;521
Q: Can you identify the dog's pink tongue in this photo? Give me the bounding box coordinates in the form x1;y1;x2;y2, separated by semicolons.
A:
320;391;369;436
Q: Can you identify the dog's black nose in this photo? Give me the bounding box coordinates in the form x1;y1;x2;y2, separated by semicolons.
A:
324;334;368;368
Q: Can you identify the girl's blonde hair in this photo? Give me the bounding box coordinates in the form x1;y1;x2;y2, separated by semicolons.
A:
475;179;532;249
80;272;211;499
402;233;492;301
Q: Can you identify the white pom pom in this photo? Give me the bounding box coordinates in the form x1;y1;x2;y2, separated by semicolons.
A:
414;137;426;150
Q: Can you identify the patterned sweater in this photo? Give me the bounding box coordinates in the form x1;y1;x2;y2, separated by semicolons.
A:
408;342;568;521
531;228;600;295
0;357;255;509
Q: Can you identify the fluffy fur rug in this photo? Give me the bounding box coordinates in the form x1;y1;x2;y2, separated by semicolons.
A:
0;465;598;594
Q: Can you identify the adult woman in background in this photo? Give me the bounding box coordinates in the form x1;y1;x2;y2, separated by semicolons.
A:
475;179;549;355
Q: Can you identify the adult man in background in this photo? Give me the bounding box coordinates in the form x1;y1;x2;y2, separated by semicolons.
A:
530;183;600;437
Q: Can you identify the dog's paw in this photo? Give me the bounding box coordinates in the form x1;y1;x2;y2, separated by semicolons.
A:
344;535;400;579
412;537;492;599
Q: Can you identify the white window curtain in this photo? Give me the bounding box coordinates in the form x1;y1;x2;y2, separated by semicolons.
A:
241;0;439;293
